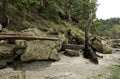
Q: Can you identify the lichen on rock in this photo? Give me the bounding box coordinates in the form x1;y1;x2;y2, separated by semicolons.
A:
21;28;66;61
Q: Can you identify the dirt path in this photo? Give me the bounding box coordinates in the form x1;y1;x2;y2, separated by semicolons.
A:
0;49;120;79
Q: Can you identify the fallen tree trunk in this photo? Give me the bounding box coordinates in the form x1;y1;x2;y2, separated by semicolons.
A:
61;44;84;50
0;35;59;41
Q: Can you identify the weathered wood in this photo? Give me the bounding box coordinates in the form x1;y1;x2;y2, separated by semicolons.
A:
0;32;32;36
61;44;84;50
0;35;59;41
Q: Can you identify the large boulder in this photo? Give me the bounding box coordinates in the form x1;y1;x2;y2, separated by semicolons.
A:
92;38;113;54
21;40;58;61
67;27;85;44
21;28;65;61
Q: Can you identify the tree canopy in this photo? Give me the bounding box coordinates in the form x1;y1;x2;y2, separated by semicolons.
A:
0;0;98;31
91;18;120;38
3;0;97;23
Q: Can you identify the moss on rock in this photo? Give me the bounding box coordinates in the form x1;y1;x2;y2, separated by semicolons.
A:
21;28;66;61
67;27;85;44
93;38;113;54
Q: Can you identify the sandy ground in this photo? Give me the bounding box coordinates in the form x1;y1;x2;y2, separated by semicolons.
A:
0;49;120;79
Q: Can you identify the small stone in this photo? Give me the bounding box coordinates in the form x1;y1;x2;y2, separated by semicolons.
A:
64;49;81;57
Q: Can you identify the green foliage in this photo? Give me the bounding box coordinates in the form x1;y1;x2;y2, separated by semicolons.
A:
74;0;97;30
91;18;120;38
39;0;97;24
39;0;61;23
112;25;120;37
86;73;106;79
11;0;40;10
0;0;98;31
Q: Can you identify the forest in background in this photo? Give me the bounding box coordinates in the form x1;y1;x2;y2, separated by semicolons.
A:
0;0;96;32
92;18;120;38
0;0;120;38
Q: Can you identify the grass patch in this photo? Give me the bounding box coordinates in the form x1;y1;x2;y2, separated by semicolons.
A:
86;62;120;79
86;73;108;79
107;64;120;79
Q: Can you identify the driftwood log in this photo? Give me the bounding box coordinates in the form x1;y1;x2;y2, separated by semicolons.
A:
0;33;59;41
61;44;84;50
0;32;31;36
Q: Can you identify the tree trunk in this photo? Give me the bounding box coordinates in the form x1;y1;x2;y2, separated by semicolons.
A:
2;0;8;13
1;0;8;20
83;14;100;64
84;14;93;58
0;0;9;28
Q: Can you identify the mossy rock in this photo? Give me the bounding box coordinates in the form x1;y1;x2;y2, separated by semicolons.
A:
68;27;85;44
21;28;66;61
55;33;66;51
0;44;26;68
93;39;113;54
49;49;60;61
21;40;56;61
0;60;7;69
101;40;113;54
0;44;15;59
92;39;103;53
64;49;81;57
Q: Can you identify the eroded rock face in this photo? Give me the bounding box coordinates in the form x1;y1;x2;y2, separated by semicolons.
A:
0;28;66;67
0;44;15;68
21;40;56;61
0;44;26;68
21;28;65;61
